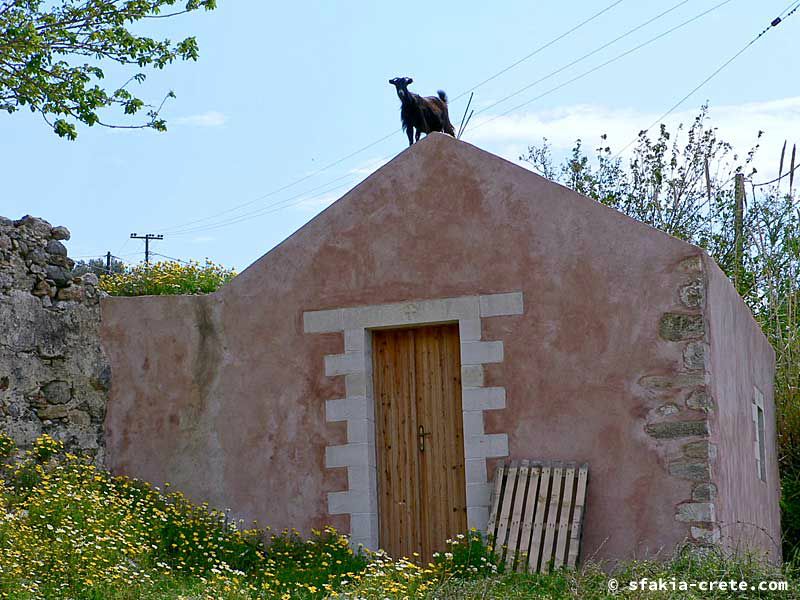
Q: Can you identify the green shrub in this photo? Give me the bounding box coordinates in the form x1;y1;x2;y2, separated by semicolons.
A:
99;259;236;296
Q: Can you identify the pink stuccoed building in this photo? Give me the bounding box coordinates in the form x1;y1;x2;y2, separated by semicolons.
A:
101;133;780;564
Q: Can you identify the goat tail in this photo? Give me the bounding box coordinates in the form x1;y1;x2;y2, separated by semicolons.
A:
437;90;448;103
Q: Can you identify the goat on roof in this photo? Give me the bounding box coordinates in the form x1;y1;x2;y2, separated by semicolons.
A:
389;76;455;146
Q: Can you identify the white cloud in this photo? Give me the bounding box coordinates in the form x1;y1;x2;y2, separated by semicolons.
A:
349;156;392;176
174;111;228;127
292;190;343;212
464;97;800;181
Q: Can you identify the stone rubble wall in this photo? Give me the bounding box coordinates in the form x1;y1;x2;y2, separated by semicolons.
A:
0;215;109;464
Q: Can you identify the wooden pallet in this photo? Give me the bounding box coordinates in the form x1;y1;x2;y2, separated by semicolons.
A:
486;460;588;573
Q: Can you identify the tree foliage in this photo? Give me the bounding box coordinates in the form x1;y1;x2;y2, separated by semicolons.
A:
72;255;125;276
0;0;217;139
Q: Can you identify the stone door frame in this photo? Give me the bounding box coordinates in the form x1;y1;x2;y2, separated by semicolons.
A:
303;291;523;550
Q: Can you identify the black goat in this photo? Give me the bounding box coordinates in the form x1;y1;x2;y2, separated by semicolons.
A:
389;77;455;146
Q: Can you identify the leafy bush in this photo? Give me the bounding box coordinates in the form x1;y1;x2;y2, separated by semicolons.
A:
99;260;236;296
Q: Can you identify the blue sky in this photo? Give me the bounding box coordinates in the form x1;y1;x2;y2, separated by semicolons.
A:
3;0;799;270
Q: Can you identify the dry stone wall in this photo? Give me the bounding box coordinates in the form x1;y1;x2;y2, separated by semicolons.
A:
0;215;108;463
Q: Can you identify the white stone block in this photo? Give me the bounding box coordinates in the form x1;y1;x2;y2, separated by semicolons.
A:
347;465;377;491
347;418;376;444
461;365;484;388
467;506;490;532
437;296;480;321
325;443;374;468
479;292;524;317
350;512;378;540
467;482;491;507
462;411;485;436
344;328;366;353
342;296;479;329
326;396;370;422
458;319;481;342
464;434;509;459
328;490;375;514
465;459;488;485
461;341;503;365
342;304;413;329
346;371;368;397
303;309;343;333
325;353;364;376
462;387;506;412
488;434;509;458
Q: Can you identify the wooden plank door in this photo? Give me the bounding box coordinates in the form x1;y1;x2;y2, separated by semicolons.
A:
372;324;467;562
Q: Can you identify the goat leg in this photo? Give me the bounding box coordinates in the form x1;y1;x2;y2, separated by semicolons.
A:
417;106;430;136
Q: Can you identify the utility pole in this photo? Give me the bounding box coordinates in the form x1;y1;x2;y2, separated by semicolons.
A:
733;173;745;292
130;233;163;265
106;251;112;273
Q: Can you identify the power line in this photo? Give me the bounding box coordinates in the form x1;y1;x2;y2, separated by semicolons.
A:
72;253;131;262
151;252;191;264
614;0;800;156
449;0;627;103
751;160;800;187
155;133;396;235
463;0;695;121
130;233;163;264
113;234;131;258
167;177;358;236
154;3;630;236
168;179;358;237
165;170;361;236
162;1;716;238
464;0;736;136
71;253;130;274
123;0;765;240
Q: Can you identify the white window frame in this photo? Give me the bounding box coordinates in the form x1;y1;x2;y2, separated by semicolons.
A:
753;386;766;482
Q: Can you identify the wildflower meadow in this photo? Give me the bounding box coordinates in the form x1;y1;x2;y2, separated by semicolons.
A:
0;433;797;598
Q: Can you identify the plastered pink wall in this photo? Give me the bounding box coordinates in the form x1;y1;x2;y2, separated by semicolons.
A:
101;133;776;562
705;258;781;558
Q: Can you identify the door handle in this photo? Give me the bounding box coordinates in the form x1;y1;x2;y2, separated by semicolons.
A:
418;425;432;452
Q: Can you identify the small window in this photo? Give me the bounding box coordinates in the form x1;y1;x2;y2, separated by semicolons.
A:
753;387;766;482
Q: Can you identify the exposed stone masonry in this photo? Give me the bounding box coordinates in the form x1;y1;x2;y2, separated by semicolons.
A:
0;215;109;463
640;254;718;545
